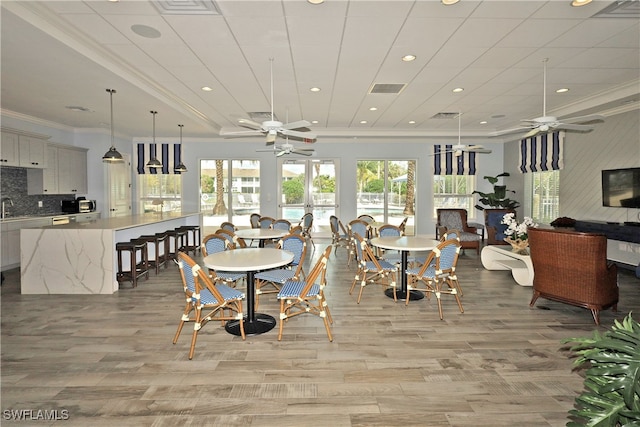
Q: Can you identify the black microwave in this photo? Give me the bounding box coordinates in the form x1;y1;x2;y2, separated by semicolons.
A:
61;199;96;214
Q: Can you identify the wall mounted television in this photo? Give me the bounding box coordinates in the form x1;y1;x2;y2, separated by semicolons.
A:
602;167;640;208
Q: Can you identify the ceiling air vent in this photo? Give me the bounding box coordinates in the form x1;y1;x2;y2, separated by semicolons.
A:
431;112;460;119
593;0;640;18
248;112;278;121
151;0;220;15
369;83;406;94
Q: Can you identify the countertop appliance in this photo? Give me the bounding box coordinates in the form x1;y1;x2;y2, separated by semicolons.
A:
61;198;96;214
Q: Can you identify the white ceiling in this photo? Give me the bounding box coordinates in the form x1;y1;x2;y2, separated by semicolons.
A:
1;0;639;142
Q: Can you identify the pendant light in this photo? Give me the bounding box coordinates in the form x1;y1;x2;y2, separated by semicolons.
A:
102;89;124;163
174;124;188;173
146;110;162;169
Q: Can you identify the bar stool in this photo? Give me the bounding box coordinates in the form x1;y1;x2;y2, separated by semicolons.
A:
166;228;187;262
155;231;170;269
116;238;149;288
140;233;168;275
177;225;201;255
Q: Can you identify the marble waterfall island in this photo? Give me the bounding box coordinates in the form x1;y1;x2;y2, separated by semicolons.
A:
20;212;202;294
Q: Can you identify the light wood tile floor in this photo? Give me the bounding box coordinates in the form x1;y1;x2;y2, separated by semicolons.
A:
2;240;639;426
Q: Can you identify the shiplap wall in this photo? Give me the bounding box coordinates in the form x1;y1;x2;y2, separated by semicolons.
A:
505;109;640;224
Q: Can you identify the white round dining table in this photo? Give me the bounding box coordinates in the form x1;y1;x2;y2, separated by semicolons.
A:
234;228;289;248
204;247;294;335
369;235;439;301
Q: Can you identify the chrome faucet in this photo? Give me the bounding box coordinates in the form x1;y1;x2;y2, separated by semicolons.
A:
1;197;14;219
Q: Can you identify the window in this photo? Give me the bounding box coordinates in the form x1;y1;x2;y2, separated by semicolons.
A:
433;175;475;217
529;170;559;224
139;174;182;213
356;160;415;234
200;159;261;234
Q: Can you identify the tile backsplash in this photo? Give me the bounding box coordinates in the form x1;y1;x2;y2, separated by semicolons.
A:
0;167;76;216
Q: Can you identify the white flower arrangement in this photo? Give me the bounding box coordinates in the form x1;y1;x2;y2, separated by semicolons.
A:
501;213;537;241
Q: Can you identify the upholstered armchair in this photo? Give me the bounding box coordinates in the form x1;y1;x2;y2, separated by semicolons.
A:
484;209;515;245
435;209;481;254
528;227;618;325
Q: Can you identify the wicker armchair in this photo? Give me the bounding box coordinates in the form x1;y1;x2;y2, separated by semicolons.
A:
528;227;618;325
436;209;481;254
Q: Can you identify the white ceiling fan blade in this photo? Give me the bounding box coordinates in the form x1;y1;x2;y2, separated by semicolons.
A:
555;123;595;132
559;114;604;124
280;129;317;140
522;128;541;138
281;120;311;130
292;149;313;156
219;127;264;137
467;146;492;154
488;127;532;137
237;118;263;129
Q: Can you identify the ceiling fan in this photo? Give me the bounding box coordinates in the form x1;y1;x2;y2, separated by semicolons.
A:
256;141;315;157
434;113;492;157
489;59;604;138
219;58;317;144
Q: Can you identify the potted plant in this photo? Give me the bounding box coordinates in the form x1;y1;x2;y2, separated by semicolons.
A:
563;313;640;426
473;172;520;211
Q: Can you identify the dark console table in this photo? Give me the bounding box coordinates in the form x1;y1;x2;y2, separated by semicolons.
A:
574;220;640;277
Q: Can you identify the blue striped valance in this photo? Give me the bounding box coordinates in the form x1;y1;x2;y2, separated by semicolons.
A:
433;145;477;175
136;143;184;174
519;131;564;173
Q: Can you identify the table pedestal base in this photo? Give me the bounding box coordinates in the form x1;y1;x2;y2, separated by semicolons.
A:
385;288;424;301
225;313;276;336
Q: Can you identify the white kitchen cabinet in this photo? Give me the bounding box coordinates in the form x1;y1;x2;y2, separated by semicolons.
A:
1;217;52;271
0;132;20;166
19;135;47;169
27;145;58;194
27;144;87;195
57;146;87;194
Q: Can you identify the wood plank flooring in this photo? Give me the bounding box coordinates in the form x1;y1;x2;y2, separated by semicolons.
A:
2;240;639;426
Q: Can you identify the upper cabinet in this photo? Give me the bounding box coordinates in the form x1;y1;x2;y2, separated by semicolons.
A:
0;132;20;166
57;146;87;194
19;135;47;168
27;144;87;195
1;128;49;169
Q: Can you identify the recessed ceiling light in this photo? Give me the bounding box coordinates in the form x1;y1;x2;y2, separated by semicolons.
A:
571;0;592;6
408;120;416;124
308;0;324;4
310;87;321;92
442;0;460;5
369;107;378;111
131;24;161;39
360;120;368;124
556;88;569;93
452;87;464;93
311;120;319;124
402;54;416;62
480;121;488;125
201;86;213;92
